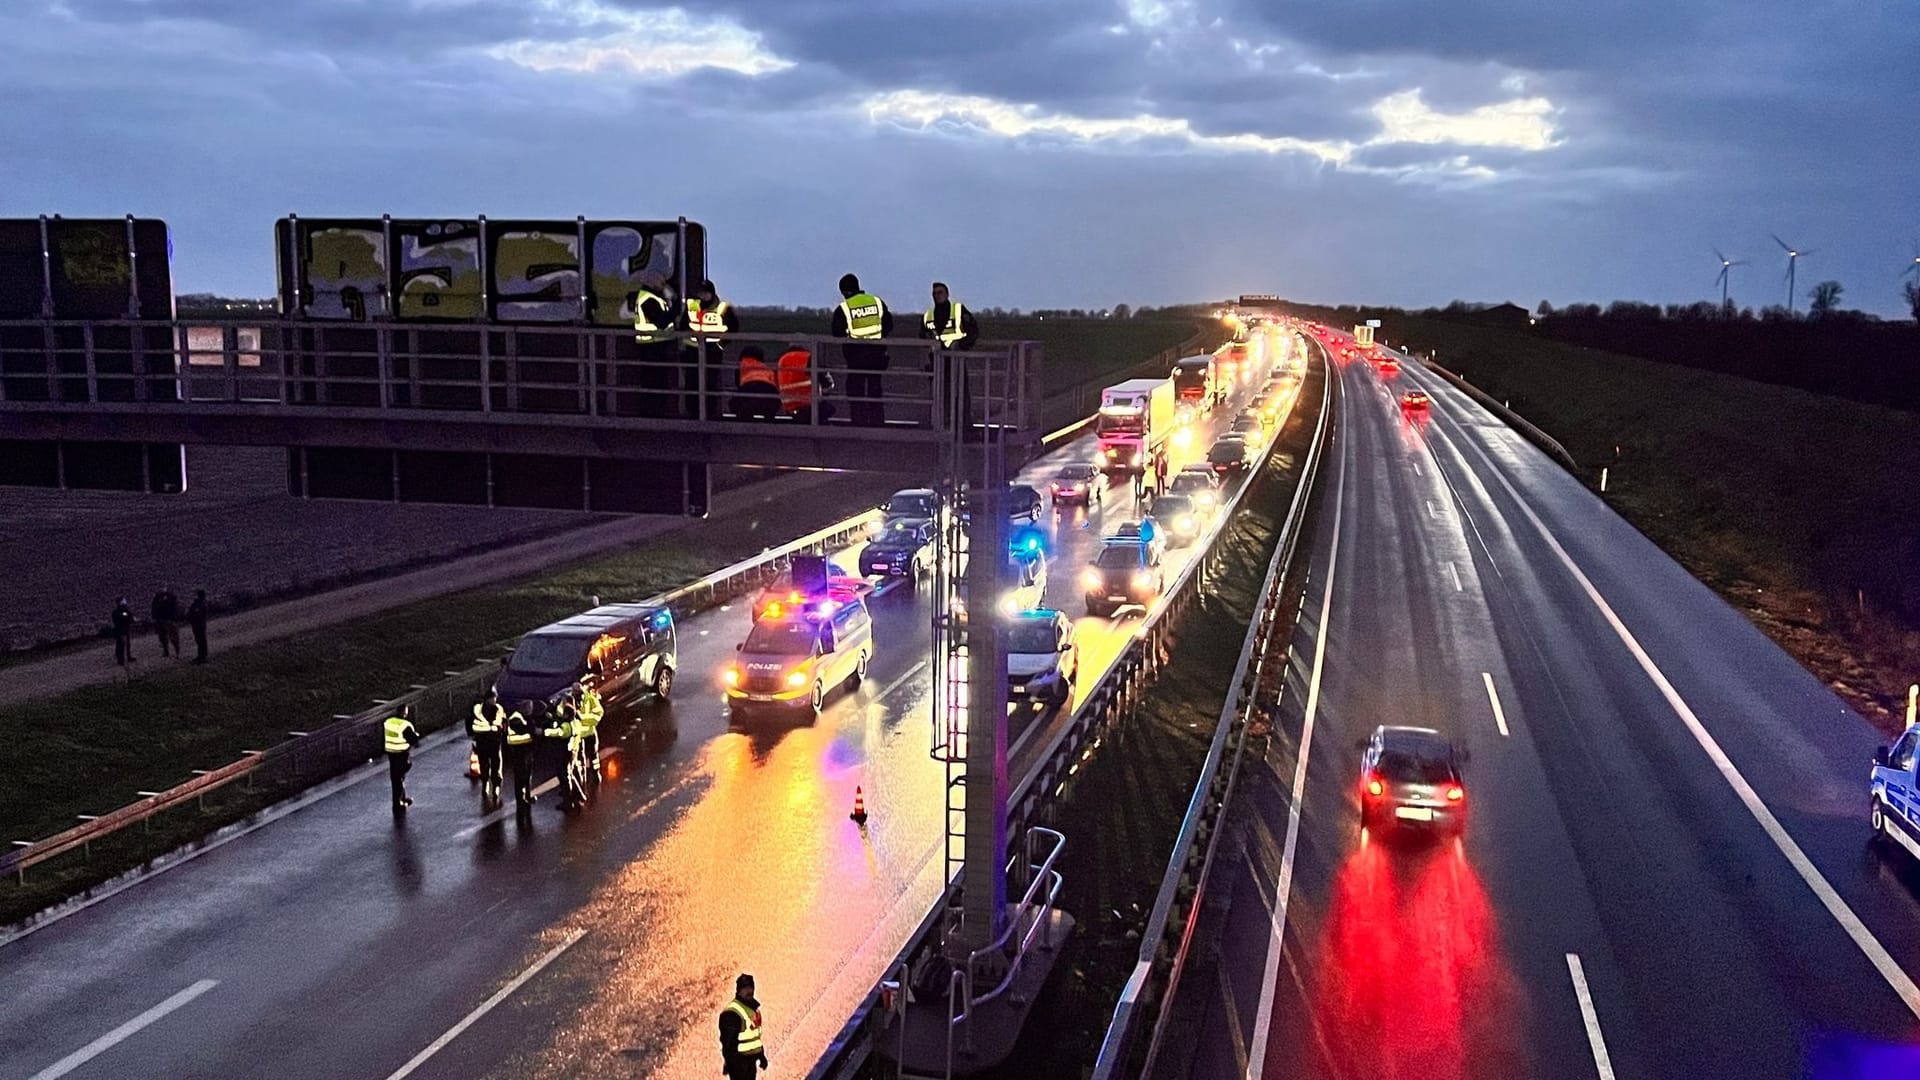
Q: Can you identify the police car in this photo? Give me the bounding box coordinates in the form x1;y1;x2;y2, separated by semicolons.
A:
725;581;873;718
1871;724;1920;862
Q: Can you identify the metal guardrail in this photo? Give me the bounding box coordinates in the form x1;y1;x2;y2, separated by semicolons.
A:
0;508;883;887
1411;350;1578;473
1091;338;1336;1079
806;335;1318;1080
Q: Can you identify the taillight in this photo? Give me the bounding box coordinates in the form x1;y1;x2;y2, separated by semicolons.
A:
1366;775;1384;797
1446;784;1465;802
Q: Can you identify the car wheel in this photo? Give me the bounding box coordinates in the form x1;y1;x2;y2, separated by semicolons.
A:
810;682;826;716
1871;799;1888;844
848;650;868;690
1050;680;1070;707
653;665;674;701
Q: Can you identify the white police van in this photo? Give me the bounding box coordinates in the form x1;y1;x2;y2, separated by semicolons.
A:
1870;723;1920;861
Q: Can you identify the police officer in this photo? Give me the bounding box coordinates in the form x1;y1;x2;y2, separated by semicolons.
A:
576;677;605;782
467;689;509;803
719;973;768;1079
920;281;979;432
684;278;739;419
628;269;678;418
830;273;893;427
539;699;585;811
505;703;537;810
382;704;421;811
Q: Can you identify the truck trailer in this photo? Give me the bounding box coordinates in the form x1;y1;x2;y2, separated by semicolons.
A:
1095;377;1176;474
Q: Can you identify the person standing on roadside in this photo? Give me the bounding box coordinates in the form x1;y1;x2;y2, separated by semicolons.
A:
187;590;210;664
467;689;509;804
151;585;181;658
719;973;768;1079
382;704;421;812
830;273;893;427
111;597;135;665
505;703;537;812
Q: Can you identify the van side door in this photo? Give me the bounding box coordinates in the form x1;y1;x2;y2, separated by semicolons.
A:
1876;729;1920;837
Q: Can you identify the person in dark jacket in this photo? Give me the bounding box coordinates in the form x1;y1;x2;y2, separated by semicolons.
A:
830;273;893;427
505;704;537;811
187;590;210;663
683;278;740;419
719;973;768;1078
919;282;979;431
151;586;181;658
111;597;135;665
382;704;422;811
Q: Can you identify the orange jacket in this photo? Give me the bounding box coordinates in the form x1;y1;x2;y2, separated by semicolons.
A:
778;349;814;411
738;354;777;391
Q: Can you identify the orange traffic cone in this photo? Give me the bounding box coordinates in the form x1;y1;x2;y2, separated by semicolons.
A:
850;785;868;825
466;749;481;779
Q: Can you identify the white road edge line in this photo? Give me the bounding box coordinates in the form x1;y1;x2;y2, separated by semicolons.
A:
1482;672;1510;737
1565;954;1618;1080
1448;561;1463;592
1246;425;1348;1079
29;979;218;1080
384;929;587;1080
1472;434;1920;1020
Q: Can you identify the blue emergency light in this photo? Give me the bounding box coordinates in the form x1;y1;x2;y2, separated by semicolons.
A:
1009;526;1047;558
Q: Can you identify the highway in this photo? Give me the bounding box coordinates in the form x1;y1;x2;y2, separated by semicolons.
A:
1149;330;1920;1080
0;331;1296;1080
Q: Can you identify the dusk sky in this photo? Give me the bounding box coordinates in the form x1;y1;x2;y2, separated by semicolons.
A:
5;0;1916;315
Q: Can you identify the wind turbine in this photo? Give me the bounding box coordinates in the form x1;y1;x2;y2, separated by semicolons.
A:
1713;247;1746;308
1772;233;1812;313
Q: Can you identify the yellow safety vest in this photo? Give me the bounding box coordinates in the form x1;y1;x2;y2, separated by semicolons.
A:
726;999;764;1056
923;301;968;347
632;288;669;343
578;690;604;732
382;716;416;754
505;715;532;746
686;298;730;336
839;293;885;340
470;702;505;734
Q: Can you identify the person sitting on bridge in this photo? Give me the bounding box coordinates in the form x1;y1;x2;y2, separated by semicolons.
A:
777;345;835;425
731;345;779;420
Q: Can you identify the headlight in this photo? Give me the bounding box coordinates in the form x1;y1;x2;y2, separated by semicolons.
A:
1132;570;1154;589
723;667;740;687
1082;569;1105;591
1177;515;1195;532
998;594;1020;617
785;670;808;688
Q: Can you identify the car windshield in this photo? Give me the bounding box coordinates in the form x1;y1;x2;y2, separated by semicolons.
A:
1172;473;1212;492
885;492;938;517
507;635;591;676
1209;443;1244;463
1007;621;1058;654
1095;545;1141;569
876;522;925;545
1377;749;1454;785
743;618;818;656
1153;496;1194;517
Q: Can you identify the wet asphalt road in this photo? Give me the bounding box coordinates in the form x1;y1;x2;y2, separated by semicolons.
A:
1151;333;1920;1080
0;333;1296;1080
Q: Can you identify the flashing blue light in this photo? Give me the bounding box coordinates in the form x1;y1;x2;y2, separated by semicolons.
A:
653;611;672;627
1009;526;1047;558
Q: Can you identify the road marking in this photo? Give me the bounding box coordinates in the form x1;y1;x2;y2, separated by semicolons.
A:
1247;409;1348;1079
1482;672;1510;736
1448;561;1463;592
384;929;586;1080
1426;498;1438;519
1566;954;1617;1080
454;748;619;838
30;979;218;1080
873;658;930;704
1468;429;1920;1020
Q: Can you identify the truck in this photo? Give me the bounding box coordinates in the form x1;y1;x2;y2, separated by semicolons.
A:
1353;324;1375;348
1095;377;1176;474
1172;355;1216;414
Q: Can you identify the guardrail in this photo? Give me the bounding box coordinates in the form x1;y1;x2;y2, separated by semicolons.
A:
1090;338;1336;1079
807;334;1320;1080
0;508;882;889
1410;350;1578;473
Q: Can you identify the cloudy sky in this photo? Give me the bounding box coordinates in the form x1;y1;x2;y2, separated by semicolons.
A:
4;0;1916;314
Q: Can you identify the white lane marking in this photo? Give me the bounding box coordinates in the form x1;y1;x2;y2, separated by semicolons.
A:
1469;431;1920;1020
455;749;619;838
1565;954;1617;1080
1448;561;1463;592
29;979;218;1080
1483;672;1510;737
1426;498;1438;519
873;658;930;705
1247;426;1348;1079
384;929;586;1080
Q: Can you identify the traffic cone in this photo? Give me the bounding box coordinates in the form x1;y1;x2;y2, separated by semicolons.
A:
466;748;481;779
850;785;868;825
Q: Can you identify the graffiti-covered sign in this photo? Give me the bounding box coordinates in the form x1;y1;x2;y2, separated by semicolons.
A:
0;217;174;319
275;216;704;325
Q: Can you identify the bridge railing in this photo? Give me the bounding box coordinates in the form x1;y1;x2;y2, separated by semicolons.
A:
0;319;1041;444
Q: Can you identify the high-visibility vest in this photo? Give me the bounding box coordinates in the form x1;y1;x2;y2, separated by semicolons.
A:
725;1000;764;1056
738;354;777;391
924;301;968;347
632;288;669;343
578;689;604;732
839;293;885;340
505;714;533;746
686;298;730;336
471;702;505;734
382;715;416;754
777;350;814;411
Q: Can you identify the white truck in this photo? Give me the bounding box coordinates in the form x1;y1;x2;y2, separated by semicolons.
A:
1353;324;1376;348
1096;377;1176;474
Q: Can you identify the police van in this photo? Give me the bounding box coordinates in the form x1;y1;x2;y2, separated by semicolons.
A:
1871;723;1920;862
726;584;873;719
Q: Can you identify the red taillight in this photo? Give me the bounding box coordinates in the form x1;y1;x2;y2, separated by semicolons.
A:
1366;775;1384;797
1446;784;1465;802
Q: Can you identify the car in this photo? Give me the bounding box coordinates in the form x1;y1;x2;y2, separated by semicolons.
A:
1358;726;1468;836
1377;357;1401;378
1082;537;1164;617
861;518;935;581
497;603;677;711
1229;414;1266;448
1000;549;1048;616
1169;467;1223;510
1207;437;1249;476
1110;520;1167;564
1146;493;1205;547
1401;390;1431;414
1007;484;1044;524
882;488;940;524
1049;463;1103;506
725;589;873;718
1007;609;1078;707
1871;723;1920;861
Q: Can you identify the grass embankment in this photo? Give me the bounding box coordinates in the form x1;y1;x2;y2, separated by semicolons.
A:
981;361;1326;1075
1392;317;1920;734
0;319;1196;925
